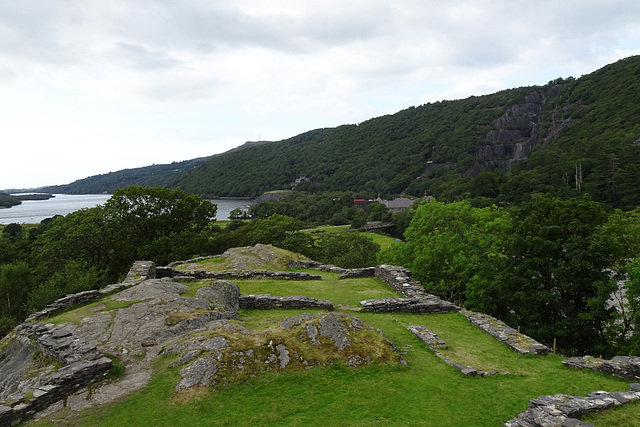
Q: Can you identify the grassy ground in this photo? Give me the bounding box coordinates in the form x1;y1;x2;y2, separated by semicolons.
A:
32;270;635;426
582;400;640;425
301;225;399;252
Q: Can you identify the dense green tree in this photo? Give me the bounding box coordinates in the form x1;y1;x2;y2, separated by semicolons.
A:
33;186;218;283
314;232;380;268
32;207;119;281
0;261;35;335
246;214;303;246
378;200;509;305
489;195;617;355
25;261;104;313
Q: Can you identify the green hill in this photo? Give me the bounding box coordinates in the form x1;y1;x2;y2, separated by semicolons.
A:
175;56;640;209
36;141;269;195
30;56;640;210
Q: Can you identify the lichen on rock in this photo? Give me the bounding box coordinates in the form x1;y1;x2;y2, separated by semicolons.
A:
164;312;405;394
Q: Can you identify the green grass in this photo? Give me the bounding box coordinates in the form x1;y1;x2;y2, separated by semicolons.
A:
582;400;640;425
45;298;140;325
301;225;398;251
235;273;401;308
31;273;635;426
365;231;399;251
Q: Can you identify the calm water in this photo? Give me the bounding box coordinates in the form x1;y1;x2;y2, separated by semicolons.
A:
0;194;255;224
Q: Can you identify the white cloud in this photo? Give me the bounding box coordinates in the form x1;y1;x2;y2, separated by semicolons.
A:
1;0;639;189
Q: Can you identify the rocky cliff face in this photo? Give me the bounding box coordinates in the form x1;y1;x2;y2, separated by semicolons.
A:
467;84;566;175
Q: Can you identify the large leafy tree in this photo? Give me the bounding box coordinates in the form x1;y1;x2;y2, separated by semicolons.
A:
33;186;218;282
0;261;35;335
314;232;380;268
490;194;617;355
378;200;509;305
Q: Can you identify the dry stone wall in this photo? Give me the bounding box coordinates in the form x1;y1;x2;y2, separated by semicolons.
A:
504;384;640;426
157;267;321;281
407;325;506;377
286;260;377;278
373;264;429;298
239;294;334;310
359;264;458;314
462;309;549;355
360;297;458;314
0;323;112;426
563;355;640;381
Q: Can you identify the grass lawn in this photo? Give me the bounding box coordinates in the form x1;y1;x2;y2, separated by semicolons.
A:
32;272;634;426
301;225;399;252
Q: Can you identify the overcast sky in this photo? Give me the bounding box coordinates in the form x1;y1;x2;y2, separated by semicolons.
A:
1;0;639;189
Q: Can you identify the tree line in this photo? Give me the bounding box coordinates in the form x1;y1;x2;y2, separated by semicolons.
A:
378;195;640;357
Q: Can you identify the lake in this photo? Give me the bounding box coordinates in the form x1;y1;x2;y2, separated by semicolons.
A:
0;194;255;224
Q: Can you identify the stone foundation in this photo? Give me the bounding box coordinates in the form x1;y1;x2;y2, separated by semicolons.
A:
461;309;549;355
0;323;112;426
157;267;321;281
563;355;640;381
407;325;506;377
360;297;458;314
504;384;640;426
239;294;334;310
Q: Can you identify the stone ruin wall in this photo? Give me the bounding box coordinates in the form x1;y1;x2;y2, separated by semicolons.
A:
0;260;156;426
2;257;640;426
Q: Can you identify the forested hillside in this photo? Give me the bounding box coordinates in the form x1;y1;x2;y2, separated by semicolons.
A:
175;56;640;210
38;157;209;195
25;56;640;211
33;142;268;195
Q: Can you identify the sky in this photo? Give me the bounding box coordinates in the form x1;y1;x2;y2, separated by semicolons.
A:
1;0;640;190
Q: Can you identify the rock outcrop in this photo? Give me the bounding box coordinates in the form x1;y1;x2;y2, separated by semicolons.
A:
162;312;404;392
469;85;566;176
0;323;112;426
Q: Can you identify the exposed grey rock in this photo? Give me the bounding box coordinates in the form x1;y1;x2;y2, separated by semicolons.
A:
276;344;290;368
169;312;404;392
111;279;185;302
0;335;35;401
279;313;315;330
316;312;357;350
0;322;112;426
177;354;220;390
196;280;240;319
